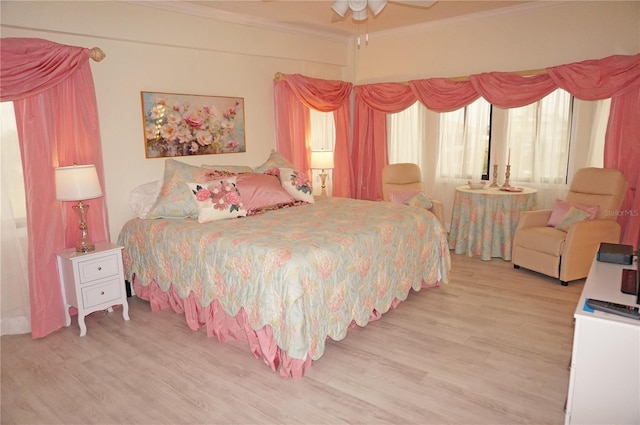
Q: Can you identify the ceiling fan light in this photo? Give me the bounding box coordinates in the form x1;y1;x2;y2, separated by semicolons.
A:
331;0;350;17
348;0;367;12
352;8;368;21
368;0;387;16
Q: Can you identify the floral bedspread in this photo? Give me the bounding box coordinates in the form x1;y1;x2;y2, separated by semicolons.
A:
118;197;450;361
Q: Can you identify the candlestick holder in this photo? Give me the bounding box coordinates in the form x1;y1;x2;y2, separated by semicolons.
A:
490;164;500;187
501;165;511;189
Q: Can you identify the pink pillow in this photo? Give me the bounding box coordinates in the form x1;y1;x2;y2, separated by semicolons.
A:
547;199;599;227
235;173;295;213
388;190;422;205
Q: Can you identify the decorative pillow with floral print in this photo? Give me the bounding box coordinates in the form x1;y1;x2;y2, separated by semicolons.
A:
186;178;248;223
278;167;314;203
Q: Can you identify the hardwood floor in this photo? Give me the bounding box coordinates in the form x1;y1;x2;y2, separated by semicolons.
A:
1;253;583;425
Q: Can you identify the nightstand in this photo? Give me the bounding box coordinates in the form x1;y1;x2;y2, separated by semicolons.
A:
56;242;130;336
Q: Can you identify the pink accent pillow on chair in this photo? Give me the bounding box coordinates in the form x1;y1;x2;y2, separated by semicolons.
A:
388;190;421;205
547;199;599;227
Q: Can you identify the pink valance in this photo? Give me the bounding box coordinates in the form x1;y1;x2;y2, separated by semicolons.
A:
408;78;479;112
469;73;557;108
0;38;90;101
273;74;353;197
548;54;640;100
1;37;110;338
352;54;640;246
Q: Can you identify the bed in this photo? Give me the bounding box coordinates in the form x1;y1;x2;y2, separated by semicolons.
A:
117;157;450;378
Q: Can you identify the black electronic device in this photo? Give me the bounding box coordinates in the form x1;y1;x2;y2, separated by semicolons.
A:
586;298;640;320
637;240;640;305
621;268;638;295
597;242;634;265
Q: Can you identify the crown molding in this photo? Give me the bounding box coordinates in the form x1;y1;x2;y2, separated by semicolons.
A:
122;0;350;43
123;1;569;44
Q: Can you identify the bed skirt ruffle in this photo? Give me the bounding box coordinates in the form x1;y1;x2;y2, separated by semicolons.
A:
132;275;440;378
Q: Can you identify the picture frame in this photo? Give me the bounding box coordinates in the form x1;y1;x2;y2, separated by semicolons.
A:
140;91;246;158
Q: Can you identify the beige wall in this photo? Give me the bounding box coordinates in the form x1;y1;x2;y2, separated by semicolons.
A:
1;0;639;241
355;1;639;83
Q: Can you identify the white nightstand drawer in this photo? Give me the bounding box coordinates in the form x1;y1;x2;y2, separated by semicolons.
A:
81;279;123;309
78;254;119;283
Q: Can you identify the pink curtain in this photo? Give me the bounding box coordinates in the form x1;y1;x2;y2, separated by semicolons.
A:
273;74;353;197
353;54;640;245
352;83;415;200
0;38;110;338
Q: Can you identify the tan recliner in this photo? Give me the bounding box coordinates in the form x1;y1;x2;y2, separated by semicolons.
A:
381;163;446;230
512;167;627;285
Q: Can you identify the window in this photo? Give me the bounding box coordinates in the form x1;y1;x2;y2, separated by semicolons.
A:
309;109;335;151
387;101;425;170
386;90;605;197
1;102;26;223
506;89;573;184
438;98;491;180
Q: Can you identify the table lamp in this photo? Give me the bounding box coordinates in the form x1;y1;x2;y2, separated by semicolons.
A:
310;151;334;197
55;164;103;253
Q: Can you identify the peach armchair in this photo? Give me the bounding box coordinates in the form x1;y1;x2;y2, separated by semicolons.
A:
381;163;446;230
512;167;627;285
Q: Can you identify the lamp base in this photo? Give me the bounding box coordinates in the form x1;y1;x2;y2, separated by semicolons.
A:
319;171;328;197
73;201;95;253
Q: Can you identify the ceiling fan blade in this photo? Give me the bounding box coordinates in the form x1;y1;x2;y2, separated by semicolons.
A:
331;0;350;17
390;0;438;7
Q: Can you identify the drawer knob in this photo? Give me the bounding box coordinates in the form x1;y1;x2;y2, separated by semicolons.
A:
98;267;102;271
100;291;105;295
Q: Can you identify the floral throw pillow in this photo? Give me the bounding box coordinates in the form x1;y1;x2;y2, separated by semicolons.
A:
254;150;296;174
147;159;213;219
405;192;434;210
278;167;314;203
555;206;591;231
547;198;599;227
186;178;247;223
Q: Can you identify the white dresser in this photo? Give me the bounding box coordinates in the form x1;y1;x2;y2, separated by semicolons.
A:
56;242;130;336
564;255;639;425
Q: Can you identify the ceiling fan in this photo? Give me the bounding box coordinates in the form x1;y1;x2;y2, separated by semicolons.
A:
331;0;438;21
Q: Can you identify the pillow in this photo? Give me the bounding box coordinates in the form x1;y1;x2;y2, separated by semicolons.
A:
147;159;213;219
555;206;591;231
186;178;247;223
254;150;296;174
405;192;434;210
278;167;314;203
547;199;599;227
129;180;162;219
235;173;295;214
388;190;421;205
201;164;254;174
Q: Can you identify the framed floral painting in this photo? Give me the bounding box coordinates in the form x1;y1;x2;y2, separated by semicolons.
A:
141;91;246;158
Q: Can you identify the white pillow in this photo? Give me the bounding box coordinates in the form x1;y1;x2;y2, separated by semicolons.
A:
129;180;162;219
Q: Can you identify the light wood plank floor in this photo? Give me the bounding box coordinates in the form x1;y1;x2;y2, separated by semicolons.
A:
1;253;583;425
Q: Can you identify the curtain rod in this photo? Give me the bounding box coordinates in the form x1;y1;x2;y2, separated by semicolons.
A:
90;47;106;62
447;67;548;82
273;67;548;84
